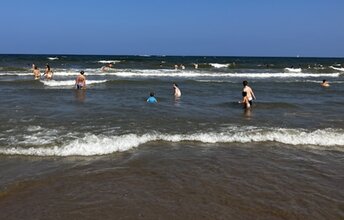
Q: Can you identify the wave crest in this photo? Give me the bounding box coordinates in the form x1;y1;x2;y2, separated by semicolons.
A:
97;60;121;64
41;80;107;87
209;63;230;68
0;127;343;156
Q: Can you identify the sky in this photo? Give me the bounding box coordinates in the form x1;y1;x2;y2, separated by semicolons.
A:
0;0;343;57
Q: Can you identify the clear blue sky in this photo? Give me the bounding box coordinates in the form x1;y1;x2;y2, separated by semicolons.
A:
0;0;343;57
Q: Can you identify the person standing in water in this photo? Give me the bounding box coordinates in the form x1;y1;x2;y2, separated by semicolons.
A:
75;71;86;89
242;80;256;106
173;82;182;98
32;64;41;80
43;64;53;80
240;91;251;109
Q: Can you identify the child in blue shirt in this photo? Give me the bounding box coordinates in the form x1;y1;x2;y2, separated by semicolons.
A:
147;92;158;103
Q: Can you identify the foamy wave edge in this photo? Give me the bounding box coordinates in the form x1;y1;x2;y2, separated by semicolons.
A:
41;80;107;87
0;128;343;156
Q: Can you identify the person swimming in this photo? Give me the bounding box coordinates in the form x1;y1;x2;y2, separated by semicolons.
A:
147;92;158;103
101;63;113;72
75;71;86;89
320;79;330;87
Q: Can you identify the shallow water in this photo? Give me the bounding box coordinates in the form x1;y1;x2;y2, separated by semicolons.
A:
0;55;343;219
0;143;343;219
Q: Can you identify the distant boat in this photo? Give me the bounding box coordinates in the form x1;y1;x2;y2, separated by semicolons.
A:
284;68;302;73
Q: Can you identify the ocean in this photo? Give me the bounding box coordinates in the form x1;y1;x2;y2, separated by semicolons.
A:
0;54;343;219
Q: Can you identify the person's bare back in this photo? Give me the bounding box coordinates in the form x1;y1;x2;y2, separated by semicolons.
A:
173;83;182;98
242;81;256;105
32;64;41;80
243;86;254;100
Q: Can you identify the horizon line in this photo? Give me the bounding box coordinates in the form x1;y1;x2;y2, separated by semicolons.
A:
0;52;343;59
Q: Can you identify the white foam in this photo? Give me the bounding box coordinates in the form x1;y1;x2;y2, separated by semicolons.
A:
47;71;78;76
112;70;205;77
48;70;100;76
97;60;121;64
112;70;340;78
47;57;59;60
27;126;43;132
284;68;302;73
5;126;61;146
0;70;96;77
0;72;30;76
0;68;341;78
41;80;107;87
330;66;344;72
210;63;230;68
0;127;343;156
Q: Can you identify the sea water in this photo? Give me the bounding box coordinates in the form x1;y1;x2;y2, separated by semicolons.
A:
0;55;343;219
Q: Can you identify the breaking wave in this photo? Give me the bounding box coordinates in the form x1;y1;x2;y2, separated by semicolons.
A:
47;57;59;60
0;127;343;156
209;63;231;68
111;70;340;78
41;79;107;87
97;60;121;64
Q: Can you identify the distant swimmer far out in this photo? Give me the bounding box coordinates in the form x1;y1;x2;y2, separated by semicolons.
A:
320;79;330;87
242;80;256;106
32;64;41;80
173;82;182;98
75;71;86;89
147;92;158;103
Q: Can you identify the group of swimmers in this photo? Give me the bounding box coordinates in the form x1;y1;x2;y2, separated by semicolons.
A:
74;71;254;108
32;64;54;80
146;80;255;109
147;78;330;109
146;82;182;103
34;67;331;108
32;65;86;89
72;69;181;103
